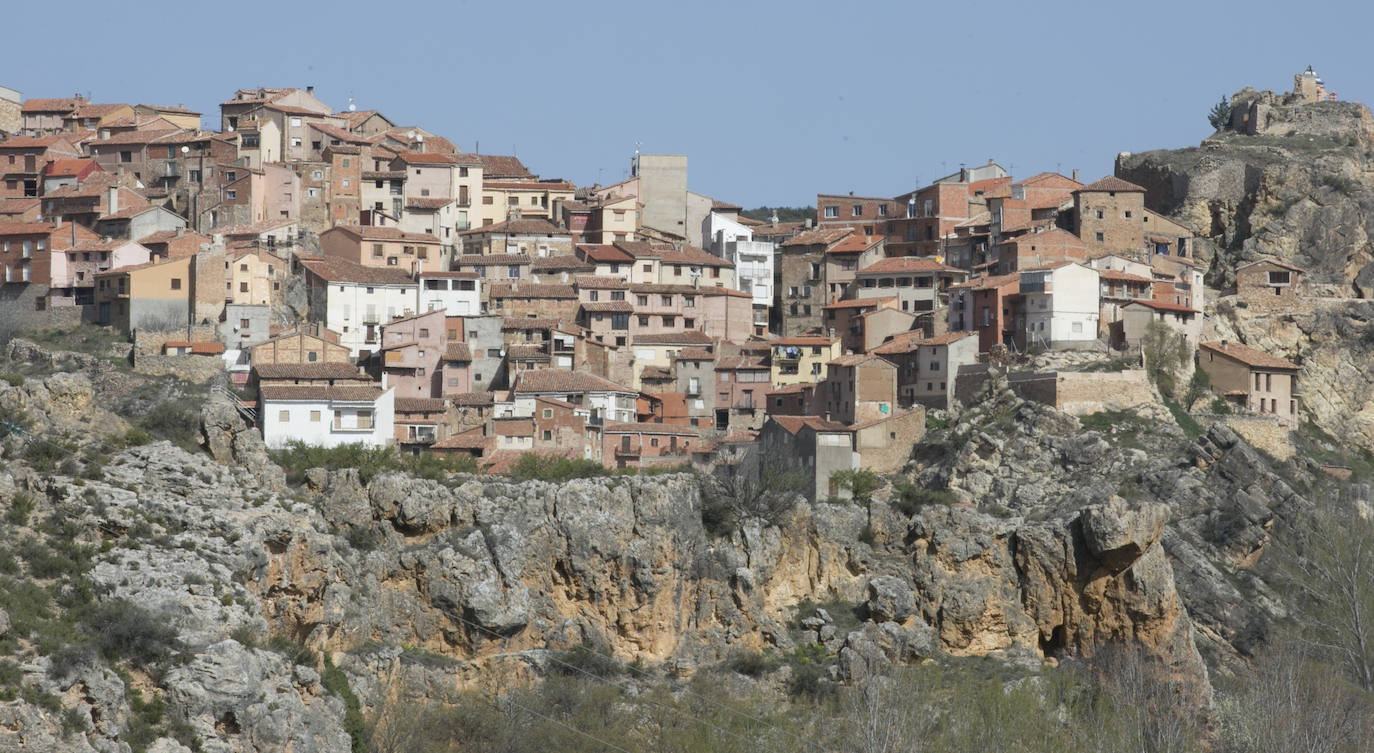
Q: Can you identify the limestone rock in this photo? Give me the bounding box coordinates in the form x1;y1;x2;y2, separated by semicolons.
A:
1080;497;1171;573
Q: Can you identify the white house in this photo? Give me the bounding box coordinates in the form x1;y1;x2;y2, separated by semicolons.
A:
300;258;419;360
1019;262;1100;349
260;384;395;449
510;369;637;424
418;270;480;316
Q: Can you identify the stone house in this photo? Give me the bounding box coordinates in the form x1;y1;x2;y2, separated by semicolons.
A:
1073;176;1147;258
319;225;445;275
822;234;885;303
1197;340;1301;429
1236;259;1304;308
821;297;912;355
820;354;898;426
1119;300;1201;348
776;227;852;336
511;368;637;424
602;422;700;470
714;354;771;430
852;256;967;315
250;327;351;365
995;227;1087;275
457;218;573;257
872;330;979;409
673;348;717;429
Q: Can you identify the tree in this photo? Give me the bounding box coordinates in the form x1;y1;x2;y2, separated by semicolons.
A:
1208;96;1231;130
1271;503;1374;692
700;462;808;536
1142;319;1191;398
830;468;882;533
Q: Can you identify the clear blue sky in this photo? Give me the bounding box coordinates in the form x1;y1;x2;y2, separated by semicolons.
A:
9;0;1374;206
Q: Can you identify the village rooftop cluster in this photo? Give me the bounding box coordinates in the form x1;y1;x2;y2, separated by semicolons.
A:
0;75;1321;499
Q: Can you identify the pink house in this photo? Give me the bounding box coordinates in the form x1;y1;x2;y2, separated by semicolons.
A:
379;309;447;399
49;239;151;306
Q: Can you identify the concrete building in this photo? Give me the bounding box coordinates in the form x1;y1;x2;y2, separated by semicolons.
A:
299;257;419;360
379;309;447;399
872;330;979;409
1016;262;1100;350
771;335;841;386
1198;341;1301;428
222;303;272;347
260;384;395;449
636;154;689;240
93;255;194;333
319;225;444;275
418;270;480;316
48;239;151;307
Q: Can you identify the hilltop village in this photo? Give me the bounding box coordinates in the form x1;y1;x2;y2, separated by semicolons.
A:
0;70;1337;493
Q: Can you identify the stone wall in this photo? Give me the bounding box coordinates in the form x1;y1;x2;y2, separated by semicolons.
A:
0;285;91;340
1213;413;1294;460
133;324;220;356
955;366;1156;416
131;353;226;383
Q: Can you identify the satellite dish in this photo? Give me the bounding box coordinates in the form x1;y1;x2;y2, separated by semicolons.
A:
180;145;190;155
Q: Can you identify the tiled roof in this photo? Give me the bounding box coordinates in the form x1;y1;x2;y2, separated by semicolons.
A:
0;135;69;150
652;244;735;268
581;301;634;313
488;282;577;299
765;383;809;395
404;197;454;210
715;356;768;370
872;330;973;354
604;421;700;435
332;225;440;243
629;283;700;295
710;198;742;211
44;159;97;177
674;347;715;360
431;428;492;450
771;415;848;434
1200;341;1299;370
1124;299;1199;314
0;222;60;236
21;98;82;113
363;171;406;180
1076;176;1146;193
780;228;852;248
998;228;1086;248
418;270;478;279
501;317;564;330
456;253;531;266
137;103;200;115
507;344;548;359
299;257;415;286
216;218;296;236
822;297;896;310
443;342;472;361
1098;269;1154;283
1237;258;1306;274
857;257;962;275
86;128;181;145
577;243;636;262
68;103;128;119
531;256;594;272
252;362;364;381
459;218;566;236
826;234;883;255
827;353;895;368
259;385;384;402
774;336;836;346
395;398;446;413
631;331;713;345
639;366;672;380
484;180;574;191
514;368;633;394
474;154;531;178
949;273;1019;291
450;391;496;406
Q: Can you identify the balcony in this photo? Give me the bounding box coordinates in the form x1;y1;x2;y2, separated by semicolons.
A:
403;424;438;444
733;398;756;411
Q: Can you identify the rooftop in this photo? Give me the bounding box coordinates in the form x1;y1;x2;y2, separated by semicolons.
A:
1200;341;1300;371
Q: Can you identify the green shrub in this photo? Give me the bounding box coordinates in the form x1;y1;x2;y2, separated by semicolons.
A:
0;374;24;387
270;442;480;486
321;653;366;753
22;441;73;473
784;643;834;700
892;482;957;516
1164;399;1203;439
137;400;202;451
5;493;35;527
268;635;318;668
728;649;774;677
550;645;625;678
81;599;179;668
508;453;609;483
230;625;261;649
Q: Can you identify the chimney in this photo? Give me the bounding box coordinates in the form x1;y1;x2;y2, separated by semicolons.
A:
175;227;185;238
107;186;118;214
306;86;314;95
1072;169;1080;182
55;216;62;228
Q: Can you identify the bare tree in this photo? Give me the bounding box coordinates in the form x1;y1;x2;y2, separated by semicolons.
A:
1085;643;1208;753
1271;503;1374;692
699;461;807;535
843;671;939;753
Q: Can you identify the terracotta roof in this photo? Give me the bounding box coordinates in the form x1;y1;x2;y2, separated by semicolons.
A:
639;366;672;381
488;282;577;299
418;270;478;279
780;228;852;248
827;353;895;368
774;336;836;346
857;257;962;275
299;257;415;286
431;428;492;450
21;98;83;113
1200;341;1299;370
43;159;97;177
604;421;700;435
259;385;384;402
531;256;594;272
715;356;768;371
460;218;566;236
674;347;715;361
771;415;849;434
949;273;1020;291
651;244;735;268
253;362;364;381
826;234;883;255
507;344;548;359
577;243;636;262
87;128;181;146
765;383;809;395
581;301;634;313
339;109;386;129
1076;176;1146;193
629;283;699;295
573;275;629;289
404;197;455;210
450;391;495;406
474;154;531;178
501;317;563;330
363;171;406;180
443;342;473;361
823;297;896;310
0;222;59;236
630;331;713;345
514;369;633;394
1123;299;1199;314
872;330;974;354
484;180;574;191
1237;258;1306;274
997;228;1086;248
456;253;531;266
331;225;439;243
137;103;200;115
395;398;447;413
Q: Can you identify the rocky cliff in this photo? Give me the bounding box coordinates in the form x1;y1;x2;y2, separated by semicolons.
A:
2;353;1352;750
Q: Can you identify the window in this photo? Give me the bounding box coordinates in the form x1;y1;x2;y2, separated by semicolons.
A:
290;117;302;127
878;205;888;217
683;318;694;328
852;205;862;217
542;430;552;441
488;348;502;358
1095;209;1104;219
673;265;682;276
307;187;319;198
610;291;625;301
824;205;838;218
643;264;653;273
342;158;351;168
638;316;649;326
1124;210;1132;219
307;351;318;362
290;138;302;147
313;170;323;180
636;295;648;305
226;190;237;200
661;316;673;326
483;196;494;205
508;196;519;206
278;410;289;422
1267;270;1291;286
589;290;599;301
309;410;321;422
1095;232;1104;243
239;282;248;293
684;296;695;307
543;408;553;419
170;278;182;290
120;151;131;162
508;266;520;279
